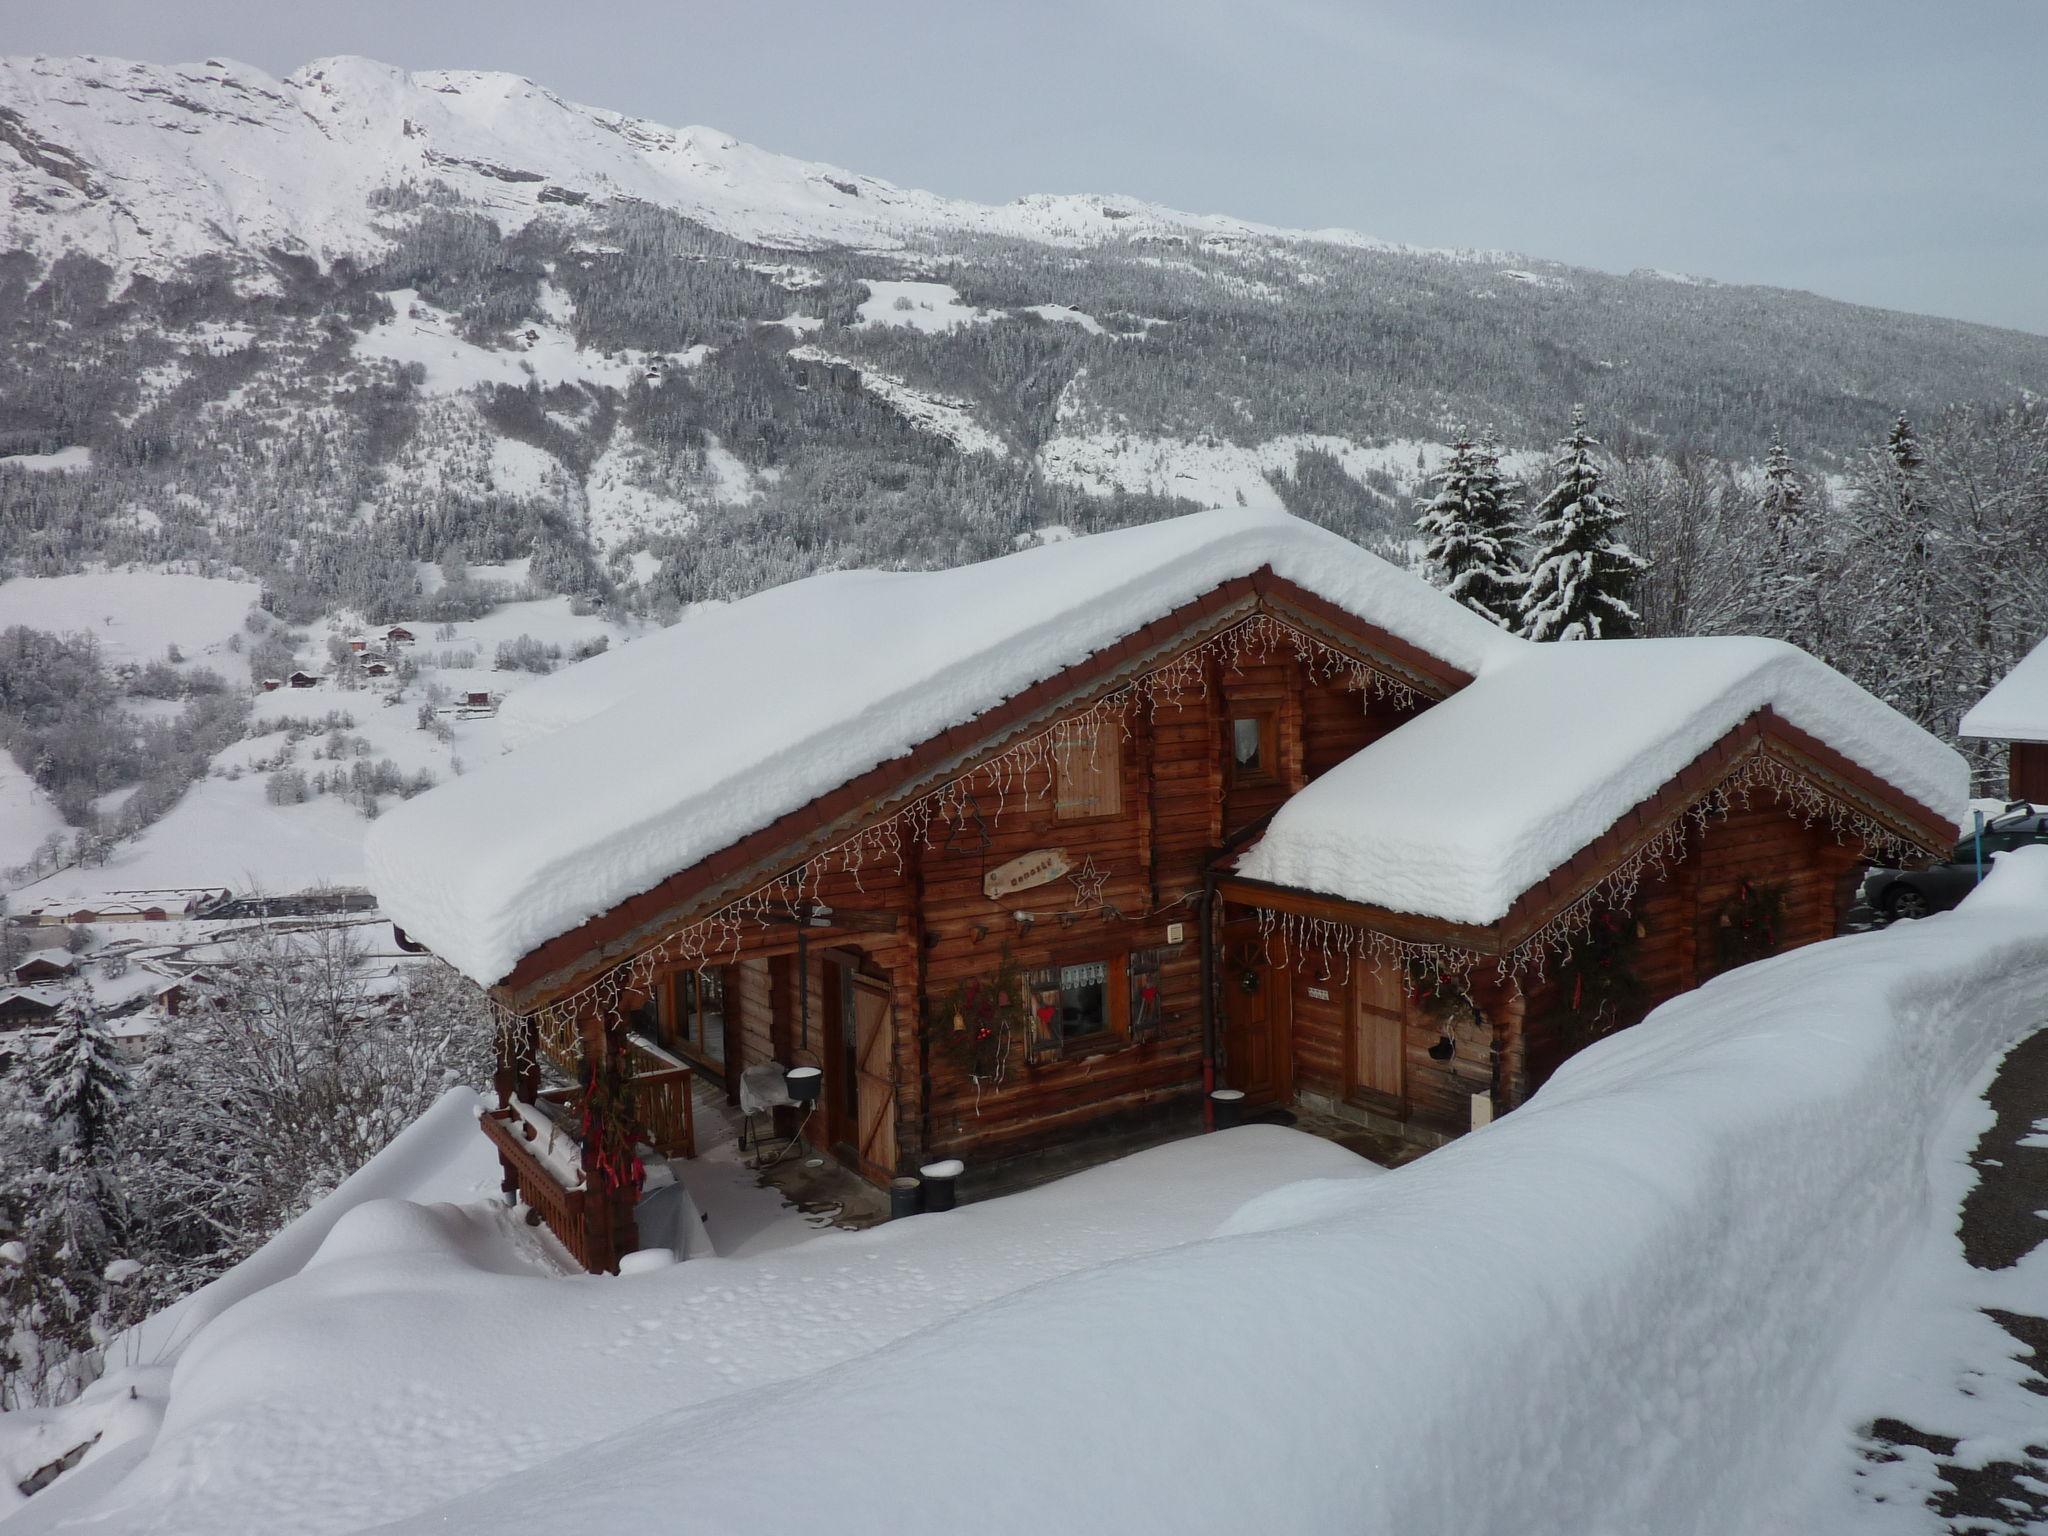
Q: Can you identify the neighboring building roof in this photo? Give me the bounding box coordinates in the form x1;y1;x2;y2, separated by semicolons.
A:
1961;637;2048;743
1234;637;1966;927
367;509;1519;986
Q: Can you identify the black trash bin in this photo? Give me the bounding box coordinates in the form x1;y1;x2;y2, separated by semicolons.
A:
918;1158;964;1212
889;1176;924;1220
1210;1088;1246;1130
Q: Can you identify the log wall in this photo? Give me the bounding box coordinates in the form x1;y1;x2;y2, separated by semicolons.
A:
1511;800;1866;1103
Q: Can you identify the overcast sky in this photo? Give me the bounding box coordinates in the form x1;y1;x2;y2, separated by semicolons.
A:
9;0;2046;334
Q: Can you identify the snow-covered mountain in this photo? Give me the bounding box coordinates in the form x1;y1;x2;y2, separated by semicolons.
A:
0;53;1431;282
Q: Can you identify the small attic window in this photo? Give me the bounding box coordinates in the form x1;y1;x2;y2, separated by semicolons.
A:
1230;713;1275;785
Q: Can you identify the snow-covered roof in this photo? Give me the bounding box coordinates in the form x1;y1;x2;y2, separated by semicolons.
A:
1235;637;1966;926
1960;636;2048;743
366;509;1517;985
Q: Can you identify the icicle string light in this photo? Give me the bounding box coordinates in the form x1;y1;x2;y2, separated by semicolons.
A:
1250;738;1933;992
490;610;1427;1062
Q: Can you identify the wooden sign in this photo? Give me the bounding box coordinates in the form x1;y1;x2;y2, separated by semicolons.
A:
983;847;1071;901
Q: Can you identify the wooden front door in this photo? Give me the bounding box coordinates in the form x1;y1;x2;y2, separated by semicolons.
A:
851;972;899;1179
1220;934;1289;1105
1350;960;1407;1104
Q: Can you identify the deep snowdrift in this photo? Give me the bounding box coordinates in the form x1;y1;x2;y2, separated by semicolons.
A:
15;855;2048;1533
356;852;2048;1536
7;1127;1366;1535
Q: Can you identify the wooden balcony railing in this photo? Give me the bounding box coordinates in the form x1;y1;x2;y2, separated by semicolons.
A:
625;1033;695;1158
480;1104;614;1273
484;1037;695;1273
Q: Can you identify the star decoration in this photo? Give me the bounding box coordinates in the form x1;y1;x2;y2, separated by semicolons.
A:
1068;856;1109;911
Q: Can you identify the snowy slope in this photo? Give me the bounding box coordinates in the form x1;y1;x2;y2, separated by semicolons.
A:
19;854;2048;1535
0;572;260;668
7;1125;1365;1535
0;53;1458;284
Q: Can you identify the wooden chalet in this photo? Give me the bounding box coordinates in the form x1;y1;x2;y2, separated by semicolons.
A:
1962;636;2048;802
366;511;1962;1271
0;988;59;1029
12;951;78;985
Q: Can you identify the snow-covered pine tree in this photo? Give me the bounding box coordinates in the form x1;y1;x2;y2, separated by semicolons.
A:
1517;407;1646;641
1887;411;1926;480
39;987;126;1162
1844;411;1947;729
1414;434;1524;626
1746;434;1818;643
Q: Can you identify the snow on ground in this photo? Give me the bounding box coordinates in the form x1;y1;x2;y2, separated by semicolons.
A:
854;279;998;333
1038;429;1506;511
23;856;2048;1535
1020;302;1107;335
757;311;825;336
0;572;261;669
0;1090;505;1531
0;752;67;873
1783;1041;2048;1533
486;435;558;497
402;854;2048;1536
354;289;678;395
787;345;1007;457
1;588;643;905
9;1124;1365;1536
0;446;93;474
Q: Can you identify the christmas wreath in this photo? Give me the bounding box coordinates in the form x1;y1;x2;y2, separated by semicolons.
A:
932;947;1029;1089
1712;878;1787;975
1546;905;1646;1050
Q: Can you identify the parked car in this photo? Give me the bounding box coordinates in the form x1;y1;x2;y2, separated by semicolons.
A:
1860;804;2048;921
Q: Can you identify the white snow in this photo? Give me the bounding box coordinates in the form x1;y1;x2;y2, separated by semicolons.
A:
1238;635;1966;925
1036;430;1502;512
1781;1038;2048;1532
1020;302;1107;335
355;289;669;395
367;509;1518;985
0;752;68;873
19;1124;1364;1535
788;345;1007;457
0;446;93;473
1960;632;2048;743
0;54;1471;287
0;571;261;667
854;279;996;333
30;854;2048;1534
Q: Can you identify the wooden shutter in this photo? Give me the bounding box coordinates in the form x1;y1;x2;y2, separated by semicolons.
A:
1352;961;1406;1100
851;973;898;1178
1054;734;1122;820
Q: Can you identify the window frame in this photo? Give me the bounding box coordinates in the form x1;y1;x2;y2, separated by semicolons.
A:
664;964;729;1074
1025;949;1132;1060
1227;708;1278;787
